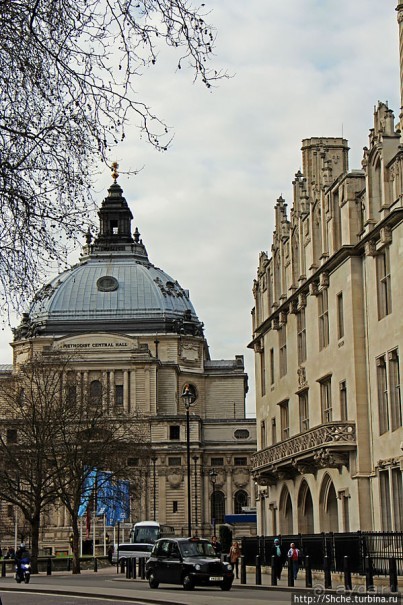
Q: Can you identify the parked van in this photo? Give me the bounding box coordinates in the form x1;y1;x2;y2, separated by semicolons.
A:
112;542;154;565
129;521;175;544
112;521;176;565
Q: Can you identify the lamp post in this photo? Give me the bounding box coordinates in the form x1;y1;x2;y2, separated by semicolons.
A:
181;385;197;537
151;456;157;521
209;468;218;535
192;455;199;533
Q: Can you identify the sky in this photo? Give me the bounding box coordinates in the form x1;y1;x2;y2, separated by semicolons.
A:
1;0;400;417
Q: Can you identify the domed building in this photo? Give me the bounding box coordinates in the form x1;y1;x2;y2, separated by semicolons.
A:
4;171;256;553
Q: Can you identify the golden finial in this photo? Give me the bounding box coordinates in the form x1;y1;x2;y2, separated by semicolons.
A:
111;162;119;182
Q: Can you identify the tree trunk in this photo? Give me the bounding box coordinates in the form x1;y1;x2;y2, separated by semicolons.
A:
71;516;81;574
30;511;41;574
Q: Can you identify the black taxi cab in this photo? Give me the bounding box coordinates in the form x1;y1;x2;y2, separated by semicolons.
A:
145;537;234;591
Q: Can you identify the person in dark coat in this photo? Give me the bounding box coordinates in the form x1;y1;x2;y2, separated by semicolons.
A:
271;538;285;580
4;546;15;559
211;535;222;557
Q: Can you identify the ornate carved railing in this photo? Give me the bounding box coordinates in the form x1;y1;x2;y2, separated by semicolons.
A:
252;422;356;470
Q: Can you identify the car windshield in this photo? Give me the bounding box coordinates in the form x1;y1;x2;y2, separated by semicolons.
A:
132;527;160;544
179;541;216;558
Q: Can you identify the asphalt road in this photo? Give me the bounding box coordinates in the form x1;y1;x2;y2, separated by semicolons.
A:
0;568;294;605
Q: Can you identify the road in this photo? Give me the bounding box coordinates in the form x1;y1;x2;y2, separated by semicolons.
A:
0;568;294;605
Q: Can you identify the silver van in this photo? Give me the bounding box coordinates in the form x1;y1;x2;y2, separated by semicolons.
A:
112;543;154;565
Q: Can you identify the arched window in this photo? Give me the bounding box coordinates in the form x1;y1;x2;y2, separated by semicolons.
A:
89;380;102;408
211;490;225;524
234;490;248;514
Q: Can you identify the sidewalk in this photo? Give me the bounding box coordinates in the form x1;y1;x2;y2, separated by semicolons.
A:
234;567;403;594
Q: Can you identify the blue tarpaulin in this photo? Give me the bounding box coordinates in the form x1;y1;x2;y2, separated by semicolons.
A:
113;480;130;524
224;514;257;524
78;470;130;526
96;471;115;526
78;468;97;517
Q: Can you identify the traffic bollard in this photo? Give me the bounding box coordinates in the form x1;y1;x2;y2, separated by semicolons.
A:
240;555;246;584
271;555;277;586
305;555;312;588
389;557;398;593
323;555;332;589
343;556;352;590
255;554;262;585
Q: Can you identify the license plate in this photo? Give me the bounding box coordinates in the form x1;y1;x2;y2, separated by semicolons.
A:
209;576;223;581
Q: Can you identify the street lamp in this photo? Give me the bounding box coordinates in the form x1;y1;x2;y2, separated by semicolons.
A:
181;385;197;537
209;468;218;535
151;456;158;521
192;455;199;533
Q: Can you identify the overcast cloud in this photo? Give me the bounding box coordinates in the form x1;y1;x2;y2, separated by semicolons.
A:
1;1;400;416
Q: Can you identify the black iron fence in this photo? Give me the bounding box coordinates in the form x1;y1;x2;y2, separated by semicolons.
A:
241;532;403;575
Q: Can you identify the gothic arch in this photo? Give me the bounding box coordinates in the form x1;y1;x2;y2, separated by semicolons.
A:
279;485;293;535
298;480;314;534
319;474;339;532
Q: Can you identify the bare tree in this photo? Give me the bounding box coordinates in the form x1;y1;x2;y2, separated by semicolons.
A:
0;0;226;314
0;352;149;574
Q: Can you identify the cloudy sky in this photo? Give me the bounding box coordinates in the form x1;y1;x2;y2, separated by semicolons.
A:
1;0;400;416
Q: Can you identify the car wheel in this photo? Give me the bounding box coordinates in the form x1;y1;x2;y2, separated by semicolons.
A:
182;574;195;590
220;580;232;591
148;573;159;589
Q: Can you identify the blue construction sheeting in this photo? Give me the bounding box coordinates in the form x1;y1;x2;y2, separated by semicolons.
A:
224;514;257;524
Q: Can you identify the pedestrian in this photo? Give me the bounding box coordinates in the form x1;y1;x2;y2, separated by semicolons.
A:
287;542;300;580
271;538;285;580
4;546;15;559
211;535;222;556
229;540;241;578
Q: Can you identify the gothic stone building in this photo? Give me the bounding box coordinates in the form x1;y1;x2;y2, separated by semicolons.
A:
250;5;403;537
1;176;256;553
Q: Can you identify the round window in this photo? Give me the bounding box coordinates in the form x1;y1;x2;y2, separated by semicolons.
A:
97;276;119;292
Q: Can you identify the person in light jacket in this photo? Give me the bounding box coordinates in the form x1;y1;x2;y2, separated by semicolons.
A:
229;540;241;578
287;542;300;580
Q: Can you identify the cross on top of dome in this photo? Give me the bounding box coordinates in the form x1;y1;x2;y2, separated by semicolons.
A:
111;161;119;182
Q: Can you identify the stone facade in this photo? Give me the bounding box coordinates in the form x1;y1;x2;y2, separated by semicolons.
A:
0;176;256;554
250;7;403;536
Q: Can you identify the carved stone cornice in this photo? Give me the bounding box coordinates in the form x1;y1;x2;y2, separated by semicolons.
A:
313;448;349;470
292;460;317;476
251;422;356;474
252;473;277;487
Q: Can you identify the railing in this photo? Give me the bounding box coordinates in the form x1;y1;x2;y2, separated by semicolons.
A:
252;422;356;469
241;531;403;575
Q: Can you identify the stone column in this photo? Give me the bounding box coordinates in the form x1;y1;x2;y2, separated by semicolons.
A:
83;371;89;403
250;475;256;507
102;371;108;411
109;370;115;408
158;470;166;523
144;367;151;413
123;370;129;413
202;469;210;533
226;468;233;515
130;370;136;414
